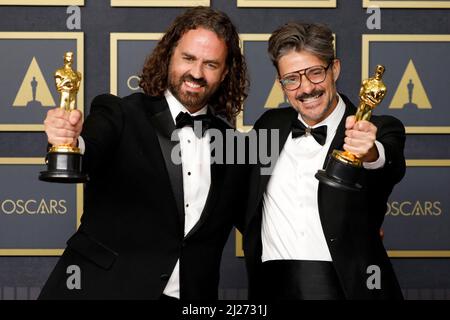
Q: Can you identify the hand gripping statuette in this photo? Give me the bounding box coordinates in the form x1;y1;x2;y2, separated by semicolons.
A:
39;52;88;183
315;65;387;191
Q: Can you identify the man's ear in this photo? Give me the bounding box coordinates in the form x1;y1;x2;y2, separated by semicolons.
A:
332;59;341;82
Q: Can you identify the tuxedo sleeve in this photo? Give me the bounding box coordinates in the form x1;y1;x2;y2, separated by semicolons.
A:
366;115;406;229
80;94;125;175
369;115;406;186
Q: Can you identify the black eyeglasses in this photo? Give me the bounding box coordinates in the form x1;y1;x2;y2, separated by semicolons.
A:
279;62;333;91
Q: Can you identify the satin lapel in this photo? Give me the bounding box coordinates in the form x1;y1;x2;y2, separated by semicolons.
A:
146;98;185;227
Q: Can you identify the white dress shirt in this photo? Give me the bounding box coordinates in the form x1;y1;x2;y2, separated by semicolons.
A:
79;90;211;299
162;90;211;298
261;94;385;262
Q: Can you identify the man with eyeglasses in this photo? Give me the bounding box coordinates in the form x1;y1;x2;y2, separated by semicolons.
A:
242;22;405;300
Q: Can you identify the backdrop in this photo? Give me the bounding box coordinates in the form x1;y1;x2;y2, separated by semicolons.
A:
0;0;449;300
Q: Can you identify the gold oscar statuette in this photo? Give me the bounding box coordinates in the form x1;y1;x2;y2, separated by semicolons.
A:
315;65;387;191
39;52;88;183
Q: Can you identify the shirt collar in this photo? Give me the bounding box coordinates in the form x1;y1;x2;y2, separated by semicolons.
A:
165;90;208;124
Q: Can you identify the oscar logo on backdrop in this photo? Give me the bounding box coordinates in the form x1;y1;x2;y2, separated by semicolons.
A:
12;57;56;109
389;59;431;110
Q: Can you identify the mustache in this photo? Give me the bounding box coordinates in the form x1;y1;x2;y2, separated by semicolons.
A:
296;90;324;101
181;74;207;87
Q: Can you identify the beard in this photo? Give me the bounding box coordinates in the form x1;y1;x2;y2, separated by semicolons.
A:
168;72;218;111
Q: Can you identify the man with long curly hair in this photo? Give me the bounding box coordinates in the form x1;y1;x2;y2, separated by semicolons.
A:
39;7;248;300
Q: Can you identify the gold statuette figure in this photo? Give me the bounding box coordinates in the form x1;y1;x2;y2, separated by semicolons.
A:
49;52;82;154
355;65;386;121
315;65;387;191
39;52;88;183
55;51;82;111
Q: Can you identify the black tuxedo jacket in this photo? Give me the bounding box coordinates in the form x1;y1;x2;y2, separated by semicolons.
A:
39;93;247;300
243;94;405;300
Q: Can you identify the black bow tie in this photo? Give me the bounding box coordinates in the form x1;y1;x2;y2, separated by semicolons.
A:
291;119;327;146
175;111;212;138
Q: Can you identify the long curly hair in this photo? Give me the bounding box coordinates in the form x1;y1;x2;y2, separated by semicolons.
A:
139;7;248;122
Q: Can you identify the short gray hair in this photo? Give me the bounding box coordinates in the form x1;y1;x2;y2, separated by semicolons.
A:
268;22;335;72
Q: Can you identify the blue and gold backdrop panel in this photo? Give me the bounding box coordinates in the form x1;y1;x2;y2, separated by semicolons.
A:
363;35;450;134
363;0;450;8
237;0;336;7
110;33;162;96
0;160;82;256
0;0;84;5
111;0;210;7
0;32;84;131
238;34;274;132
384;162;450;257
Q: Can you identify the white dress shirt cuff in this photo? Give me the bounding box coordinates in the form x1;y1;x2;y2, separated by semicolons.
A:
363;140;385;170
78;136;85;155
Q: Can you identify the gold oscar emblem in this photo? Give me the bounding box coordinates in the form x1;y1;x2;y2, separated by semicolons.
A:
315;65;387;191
39;52;88;183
